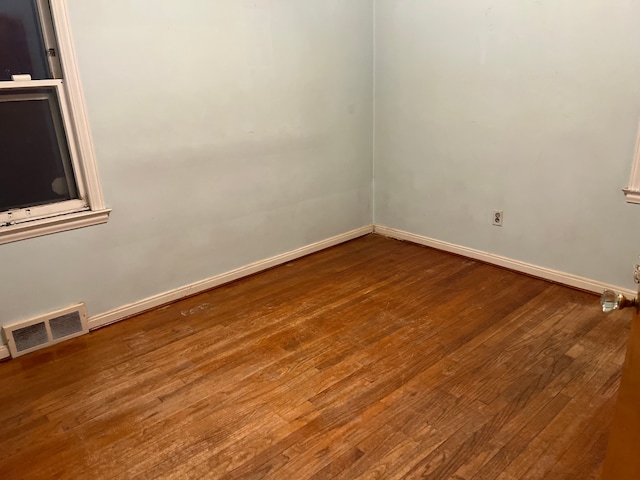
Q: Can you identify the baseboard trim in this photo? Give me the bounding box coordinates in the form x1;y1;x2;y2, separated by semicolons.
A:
0;345;10;361
374;225;636;298
3;223;624;356
87;225;374;330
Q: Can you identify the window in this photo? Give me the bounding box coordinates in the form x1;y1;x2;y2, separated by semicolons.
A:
0;0;109;244
624;120;640;204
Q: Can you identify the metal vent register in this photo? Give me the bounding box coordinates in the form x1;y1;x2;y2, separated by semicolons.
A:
3;303;88;358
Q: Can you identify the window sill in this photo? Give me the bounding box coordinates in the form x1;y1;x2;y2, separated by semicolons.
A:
623;188;640;205
0;209;111;245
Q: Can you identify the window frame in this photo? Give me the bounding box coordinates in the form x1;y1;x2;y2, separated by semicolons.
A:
624;120;640;204
0;0;109;245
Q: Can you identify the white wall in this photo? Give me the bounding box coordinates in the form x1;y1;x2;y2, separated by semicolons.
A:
374;0;640;289
0;0;373;326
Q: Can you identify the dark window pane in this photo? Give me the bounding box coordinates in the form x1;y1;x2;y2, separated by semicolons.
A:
0;0;51;80
0;88;79;211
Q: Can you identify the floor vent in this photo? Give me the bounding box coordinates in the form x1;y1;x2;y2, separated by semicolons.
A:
2;303;88;358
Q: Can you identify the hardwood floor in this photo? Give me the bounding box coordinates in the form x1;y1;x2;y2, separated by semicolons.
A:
0;234;630;479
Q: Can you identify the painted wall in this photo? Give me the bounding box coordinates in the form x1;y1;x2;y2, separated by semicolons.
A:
0;0;373;326
374;0;640;289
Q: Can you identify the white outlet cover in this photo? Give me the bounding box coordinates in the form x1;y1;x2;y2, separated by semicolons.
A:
493;210;503;226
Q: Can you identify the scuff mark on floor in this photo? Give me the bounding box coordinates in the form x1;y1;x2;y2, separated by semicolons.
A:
180;303;211;317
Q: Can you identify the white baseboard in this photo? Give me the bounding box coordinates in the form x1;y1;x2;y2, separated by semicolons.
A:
87;225;374;330
0;345;9;361
374;225;636;298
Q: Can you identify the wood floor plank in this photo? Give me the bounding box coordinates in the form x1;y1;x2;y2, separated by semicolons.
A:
0;234;628;479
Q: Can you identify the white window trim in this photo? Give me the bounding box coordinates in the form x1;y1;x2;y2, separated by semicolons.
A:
0;0;110;245
0;210;110;245
623;120;640;204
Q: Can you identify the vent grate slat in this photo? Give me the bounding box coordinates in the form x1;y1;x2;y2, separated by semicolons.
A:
13;322;49;352
50;312;83;340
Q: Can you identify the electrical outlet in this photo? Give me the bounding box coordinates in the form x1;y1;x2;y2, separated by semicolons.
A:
493;210;503;226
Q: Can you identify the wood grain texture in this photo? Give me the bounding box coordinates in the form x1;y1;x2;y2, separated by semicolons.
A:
601;306;640;480
0;235;628;479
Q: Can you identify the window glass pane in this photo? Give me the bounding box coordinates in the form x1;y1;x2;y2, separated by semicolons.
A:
0;88;79;211
0;0;51;80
